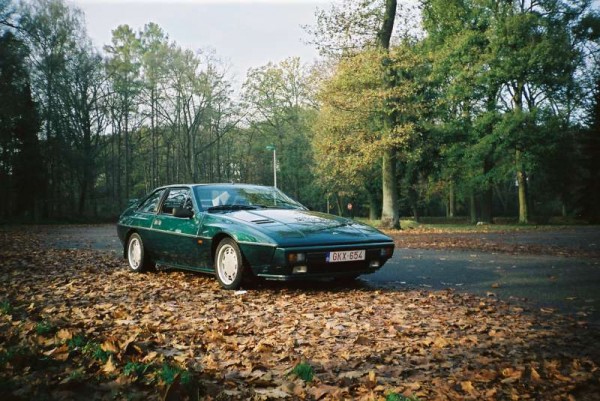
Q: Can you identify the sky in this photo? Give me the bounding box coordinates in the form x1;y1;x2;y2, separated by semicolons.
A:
69;0;333;84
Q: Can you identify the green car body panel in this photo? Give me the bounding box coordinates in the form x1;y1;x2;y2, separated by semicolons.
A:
117;184;395;281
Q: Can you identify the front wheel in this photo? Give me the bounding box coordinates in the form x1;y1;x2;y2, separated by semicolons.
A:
214;238;245;290
126;233;154;272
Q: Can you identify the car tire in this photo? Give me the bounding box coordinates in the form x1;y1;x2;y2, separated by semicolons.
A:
126;233;154;273
214;238;245;290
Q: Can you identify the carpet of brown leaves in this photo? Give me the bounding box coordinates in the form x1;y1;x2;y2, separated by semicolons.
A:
1;230;599;400
385;229;600;259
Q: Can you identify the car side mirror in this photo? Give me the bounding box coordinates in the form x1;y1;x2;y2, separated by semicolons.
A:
172;207;194;219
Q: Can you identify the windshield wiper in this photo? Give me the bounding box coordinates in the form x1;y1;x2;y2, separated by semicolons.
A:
207;204;259;212
252;204;302;210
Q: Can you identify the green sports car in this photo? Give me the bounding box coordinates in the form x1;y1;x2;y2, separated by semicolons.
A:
117;184;395;289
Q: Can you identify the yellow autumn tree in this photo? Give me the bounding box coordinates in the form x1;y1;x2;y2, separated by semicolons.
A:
313;45;427;222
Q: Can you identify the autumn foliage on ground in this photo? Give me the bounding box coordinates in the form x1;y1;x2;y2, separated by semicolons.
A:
1;229;599;400
385;227;600;259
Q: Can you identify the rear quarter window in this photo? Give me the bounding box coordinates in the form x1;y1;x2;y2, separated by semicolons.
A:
138;189;164;213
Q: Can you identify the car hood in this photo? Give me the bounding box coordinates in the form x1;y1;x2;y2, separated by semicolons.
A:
221;209;392;246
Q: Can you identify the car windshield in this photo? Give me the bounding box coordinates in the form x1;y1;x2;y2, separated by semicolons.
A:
194;185;305;211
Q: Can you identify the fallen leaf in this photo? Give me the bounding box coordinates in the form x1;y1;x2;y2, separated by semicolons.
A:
103;356;116;374
461;380;476;394
530;366;541;382
101;340;119;353
56;329;73;341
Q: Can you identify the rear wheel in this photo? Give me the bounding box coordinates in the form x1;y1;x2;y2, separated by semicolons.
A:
127;233;154;272
215;238;245;290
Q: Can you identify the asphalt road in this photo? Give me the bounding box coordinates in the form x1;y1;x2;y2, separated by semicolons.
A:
34;224;600;325
366;248;600;324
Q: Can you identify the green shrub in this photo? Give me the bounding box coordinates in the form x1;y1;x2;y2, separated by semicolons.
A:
124;361;150;378
291;362;314;382
82;342;111;363
0;300;12;315
35;321;55;335
159;363;191;385
386;393;420;401
67;334;87;350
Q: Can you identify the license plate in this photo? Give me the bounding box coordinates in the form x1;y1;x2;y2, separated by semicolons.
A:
326;250;365;263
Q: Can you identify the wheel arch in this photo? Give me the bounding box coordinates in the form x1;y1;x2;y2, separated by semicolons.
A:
211;232;234;262
211;233;258;278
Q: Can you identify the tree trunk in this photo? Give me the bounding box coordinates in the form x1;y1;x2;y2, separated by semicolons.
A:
480;188;493;224
381;148;400;228
480;156;493;223
335;193;343;216
377;0;397;49
469;191;477;224
367;190;379;220
516;149;529;223
448;182;455;218
378;0;400;229
513;80;528;224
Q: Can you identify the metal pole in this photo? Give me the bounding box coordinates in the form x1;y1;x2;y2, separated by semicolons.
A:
273;148;277;188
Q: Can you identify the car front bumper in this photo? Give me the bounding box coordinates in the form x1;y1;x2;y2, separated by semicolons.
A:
248;242;394;280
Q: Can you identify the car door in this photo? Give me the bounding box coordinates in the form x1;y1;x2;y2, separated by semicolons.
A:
150;187;203;267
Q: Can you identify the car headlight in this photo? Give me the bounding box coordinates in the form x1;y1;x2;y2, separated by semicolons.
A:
292;265;308;274
380;247;393;257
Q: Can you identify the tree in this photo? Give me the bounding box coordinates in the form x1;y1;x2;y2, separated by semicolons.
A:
578;76;600;222
422;0;599;223
314;44;427;221
0;0;17;31
241;57;318;204
104;24;142;206
377;0;402;228
139;22;170;188
59;43;108;215
0;31;43;220
21;0;87;217
309;0;407;227
306;0;421;58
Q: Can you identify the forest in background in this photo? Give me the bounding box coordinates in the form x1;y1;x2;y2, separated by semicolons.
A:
0;0;599;227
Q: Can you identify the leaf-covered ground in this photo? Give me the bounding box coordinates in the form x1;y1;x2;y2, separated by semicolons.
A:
385;227;600;259
1;229;599;400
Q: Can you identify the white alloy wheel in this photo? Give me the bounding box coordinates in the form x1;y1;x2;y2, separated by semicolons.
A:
215;239;244;289
127;233;149;272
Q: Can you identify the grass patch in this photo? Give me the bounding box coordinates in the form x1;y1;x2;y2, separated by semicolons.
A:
124;361;151;378
0;300;13;315
35;321;55;335
386;393;420;401
67;334;87;350
290;362;314;382
159;363;191;385
82;341;112;363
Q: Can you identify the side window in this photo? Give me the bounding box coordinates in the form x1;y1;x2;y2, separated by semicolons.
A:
161;188;193;215
138;189;164;214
